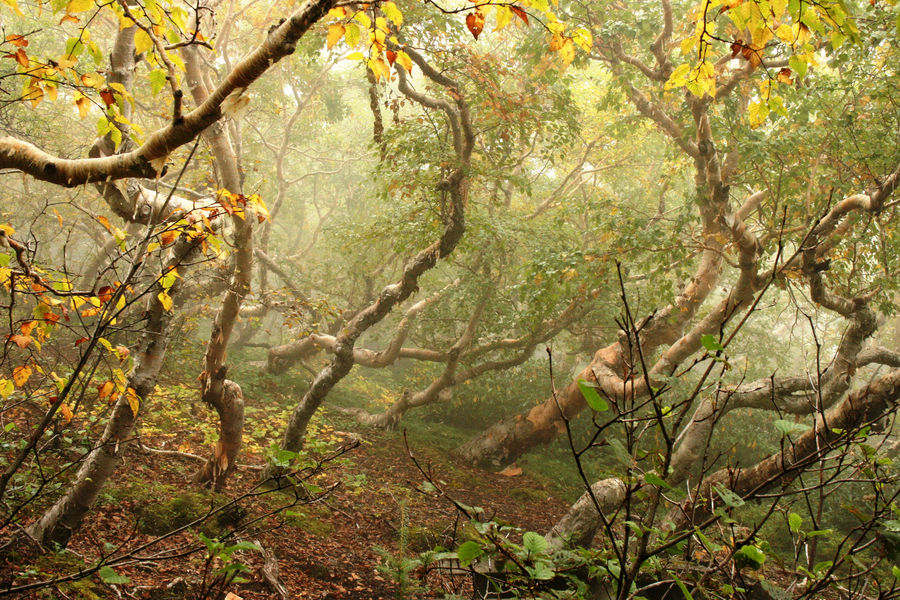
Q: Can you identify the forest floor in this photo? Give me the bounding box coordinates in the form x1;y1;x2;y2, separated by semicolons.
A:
1;398;572;600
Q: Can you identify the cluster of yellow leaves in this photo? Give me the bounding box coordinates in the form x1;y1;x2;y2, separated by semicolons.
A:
327;3;409;82
668;0;857;109
2;0;188;137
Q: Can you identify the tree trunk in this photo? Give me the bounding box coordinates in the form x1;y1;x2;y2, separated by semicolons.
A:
27;242;194;547
184;43;251;491
193;380;245;491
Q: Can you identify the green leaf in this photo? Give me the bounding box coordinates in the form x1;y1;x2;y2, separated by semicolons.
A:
527;561;555;580
788;512;803;533
735;545;766;570
456;541;483;567
670;572;694;599
98;566;130;585
522;531;548;555
0;252;10;267
892;565;900;580
775;419;811;437
644;472;671;489
148;69;167;95
577;379;608;412
713;485;744;508
700;334;724;352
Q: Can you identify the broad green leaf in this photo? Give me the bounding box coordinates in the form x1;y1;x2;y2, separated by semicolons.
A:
456;540;482;567
644;472;670;489
713;485;744;508
522;531;548;555
149;69;167;95
774;419;811;437
577;379;608;412
788;512;803;533
671;572;694;599
98;565;130;584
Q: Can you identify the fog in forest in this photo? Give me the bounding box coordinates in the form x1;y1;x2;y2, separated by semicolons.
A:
0;0;898;598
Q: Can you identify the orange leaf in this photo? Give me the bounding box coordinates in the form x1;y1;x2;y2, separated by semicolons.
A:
13;365;32;387
98;380;114;400
8;334;30;349
465;10;485;40
20;320;37;336
97;285;115;303
327;24;344;49
776;67;793;85
14;48;28;68
386;50;396;66
160;229;179;245
97;215;112;233
5;34;28;48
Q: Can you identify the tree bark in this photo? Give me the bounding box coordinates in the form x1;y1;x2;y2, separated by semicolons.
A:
183;42;251;491
28;239;199;547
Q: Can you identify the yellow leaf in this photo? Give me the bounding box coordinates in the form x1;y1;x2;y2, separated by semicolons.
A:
665;63;690;90
157;291;173;311
775;23;794;44
344;22;361;47
66;0;93;13
558;38;575;66
354;11;371;29
126;387;140;417
134;29;153;55
571;28;592;53
495;5;513;31
395;50;413;74
74;95;89;118
327;24;345;49
0;379;13;399
1;0;23;16
382;1;403;26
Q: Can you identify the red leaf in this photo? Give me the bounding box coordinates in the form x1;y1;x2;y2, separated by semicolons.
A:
74;337;89;346
99;88;115;107
97;285;115;303
510;6;529;25
386;50;397;66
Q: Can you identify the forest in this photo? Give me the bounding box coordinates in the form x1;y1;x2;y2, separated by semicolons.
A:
0;0;899;597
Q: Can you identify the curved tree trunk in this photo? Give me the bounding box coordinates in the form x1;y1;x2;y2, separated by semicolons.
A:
183;42;252;491
272;47;474;462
